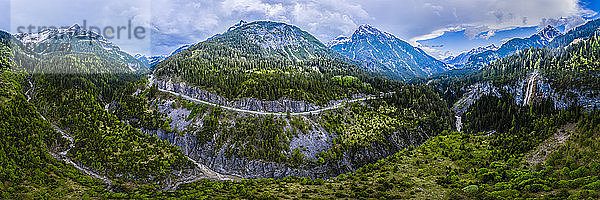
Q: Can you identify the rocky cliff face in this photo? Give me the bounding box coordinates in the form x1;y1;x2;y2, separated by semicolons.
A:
156;79;368;113
139;97;426;179
454;70;600;116
452;82;502;115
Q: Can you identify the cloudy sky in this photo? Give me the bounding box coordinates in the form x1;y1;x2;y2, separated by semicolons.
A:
2;0;599;57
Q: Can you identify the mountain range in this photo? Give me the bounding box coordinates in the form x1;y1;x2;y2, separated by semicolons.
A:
15;24;147;72
446;25;561;68
135;44;193;68
152;20;371;104
328;24;450;80
3;13;600;199
443;44;499;68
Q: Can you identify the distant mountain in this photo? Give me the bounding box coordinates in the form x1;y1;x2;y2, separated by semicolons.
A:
136;44;193;68
418;26;541;59
547;19;600;48
328;24;449;80
14;24;146;72
203;20;346;61
135;54;164;67
444;44;499;68
153;20;372;103
465;25;561;68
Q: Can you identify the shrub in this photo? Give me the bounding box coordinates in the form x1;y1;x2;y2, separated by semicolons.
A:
462;185;479;194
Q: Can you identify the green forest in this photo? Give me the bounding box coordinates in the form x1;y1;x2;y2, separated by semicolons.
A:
2;19;600;200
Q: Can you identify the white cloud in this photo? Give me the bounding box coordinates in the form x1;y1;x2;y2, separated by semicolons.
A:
221;0;287;20
7;0;597;55
356;0;595;43
149;0;370;54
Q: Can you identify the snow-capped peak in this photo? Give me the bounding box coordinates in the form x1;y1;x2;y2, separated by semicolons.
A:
354;24;397;40
357;24;381;35
443;44;500;67
69;24;82;31
538;25;560;42
326;35;350;47
475;44;499;52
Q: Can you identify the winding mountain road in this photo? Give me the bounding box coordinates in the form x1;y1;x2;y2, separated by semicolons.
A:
149;75;393;116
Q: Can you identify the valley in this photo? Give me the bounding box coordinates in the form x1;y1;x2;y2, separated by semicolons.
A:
1;10;600;200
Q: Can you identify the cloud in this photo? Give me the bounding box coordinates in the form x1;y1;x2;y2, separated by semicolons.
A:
221;0;287;20
351;0;594;42
148;0;370;54
6;0;598;56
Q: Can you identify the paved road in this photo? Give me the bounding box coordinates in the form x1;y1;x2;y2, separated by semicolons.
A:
150;75;393;116
158;88;389;116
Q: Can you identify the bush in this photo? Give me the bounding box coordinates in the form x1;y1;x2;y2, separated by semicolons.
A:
582;180;600;190
462;185;479;194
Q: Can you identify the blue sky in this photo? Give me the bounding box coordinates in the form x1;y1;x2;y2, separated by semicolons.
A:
1;0;599;57
419;0;600;58
417;26;540;58
581;0;600;18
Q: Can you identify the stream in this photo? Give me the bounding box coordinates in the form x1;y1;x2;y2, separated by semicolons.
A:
25;77;114;190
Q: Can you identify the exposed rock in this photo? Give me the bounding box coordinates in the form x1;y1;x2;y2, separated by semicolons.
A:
156;78;368;113
452;82;501;115
140;99;427;179
455;70;600;116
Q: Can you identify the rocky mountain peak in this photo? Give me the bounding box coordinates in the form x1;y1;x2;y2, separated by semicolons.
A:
227;20;248;32
538;25;560;41
68;24;82;31
330;24;449;80
356;24;383;36
326;35;350;47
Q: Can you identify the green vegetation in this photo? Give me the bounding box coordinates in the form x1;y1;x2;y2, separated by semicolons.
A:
319;84;454;163
0;69;106;199
154;21;400;105
31;74;192;184
154;81;453;169
113;80;175;132
0;33;193;191
3;22;600;200
117;105;595;200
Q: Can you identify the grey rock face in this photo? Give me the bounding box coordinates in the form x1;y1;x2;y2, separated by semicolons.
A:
156;79;368;113
453;82;501;115
140;99;426;179
455;70;600;115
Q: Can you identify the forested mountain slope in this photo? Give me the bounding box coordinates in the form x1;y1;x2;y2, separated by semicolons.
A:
2;18;600;200
145;21;456;181
138;30;600;200
15;24;147;72
0;30;210;196
154;21;391;105
1;22;456;197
